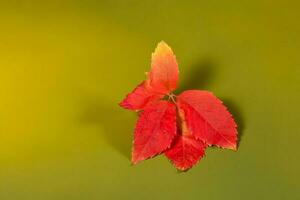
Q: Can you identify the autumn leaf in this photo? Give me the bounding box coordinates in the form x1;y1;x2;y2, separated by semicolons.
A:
119;41;178;110
165;135;206;171
119;41;238;171
146;41;179;94
165;104;207;171
119;81;163;110
177;90;237;150
132;100;177;164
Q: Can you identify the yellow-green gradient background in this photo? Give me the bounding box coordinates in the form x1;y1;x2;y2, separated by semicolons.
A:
0;1;299;199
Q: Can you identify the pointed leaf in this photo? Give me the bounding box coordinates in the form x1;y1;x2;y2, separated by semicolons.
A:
146;41;179;94
177;90;238;150
165;135;206;171
119;81;163;110
132;100;177;164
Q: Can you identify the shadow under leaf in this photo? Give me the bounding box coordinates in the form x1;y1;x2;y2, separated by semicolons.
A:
80;100;133;159
220;98;245;148
176;58;217;93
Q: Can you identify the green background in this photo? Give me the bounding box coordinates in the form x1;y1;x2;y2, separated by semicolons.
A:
0;1;299;199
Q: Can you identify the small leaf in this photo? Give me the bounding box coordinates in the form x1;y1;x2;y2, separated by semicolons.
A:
165;135;206;171
177;90;238;150
146;41;179;94
132;100;177;164
119;81;163;110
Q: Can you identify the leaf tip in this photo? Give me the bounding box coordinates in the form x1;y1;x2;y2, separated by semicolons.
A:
131;155;141;165
154;41;173;55
232;144;238;151
158;40;167;46
227;143;237;151
118;99;129;109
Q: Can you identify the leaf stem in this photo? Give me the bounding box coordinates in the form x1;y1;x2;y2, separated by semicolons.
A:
168;93;176;104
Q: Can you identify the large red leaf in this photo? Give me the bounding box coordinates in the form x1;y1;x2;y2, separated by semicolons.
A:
146;41;179;94
132;100;177;164
165;135;206;171
177;90;237;150
119;81;163;110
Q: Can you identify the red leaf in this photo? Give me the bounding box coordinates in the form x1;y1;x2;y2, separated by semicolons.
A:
165;135;206;171
177;90;238;150
132;100;177;164
165;104;206;171
120;41;239;171
119;41;178;110
119;81;163;110
146;41;179;94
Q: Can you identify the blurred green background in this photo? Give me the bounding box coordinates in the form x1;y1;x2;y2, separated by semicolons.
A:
0;1;299;199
